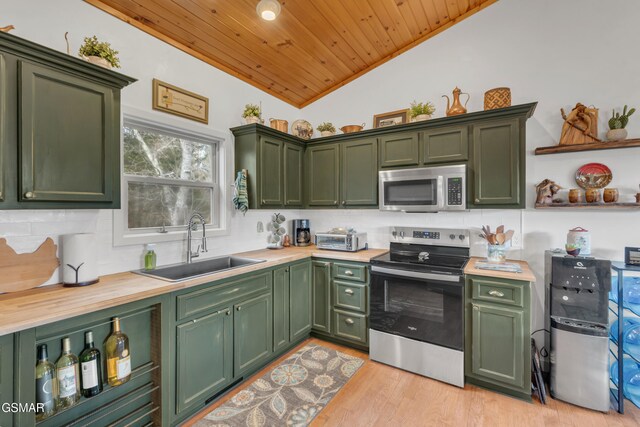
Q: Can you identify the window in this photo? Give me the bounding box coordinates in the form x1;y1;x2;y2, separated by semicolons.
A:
114;112;228;246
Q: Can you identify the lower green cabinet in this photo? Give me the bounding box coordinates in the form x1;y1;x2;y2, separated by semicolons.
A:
273;266;291;353
0;334;13;427
465;275;531;401
233;292;273;377
289;262;312;341
311;261;332;333
176;308;233;415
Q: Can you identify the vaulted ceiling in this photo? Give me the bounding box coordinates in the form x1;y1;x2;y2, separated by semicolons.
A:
86;0;497;107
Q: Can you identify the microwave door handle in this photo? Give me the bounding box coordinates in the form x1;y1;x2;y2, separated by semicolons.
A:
437;176;445;208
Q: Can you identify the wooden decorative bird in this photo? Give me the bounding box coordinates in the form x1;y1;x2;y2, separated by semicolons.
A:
0;25;15;33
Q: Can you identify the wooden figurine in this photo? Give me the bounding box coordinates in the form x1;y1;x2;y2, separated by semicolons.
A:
559;103;601;145
0;25;15;33
536;179;561;205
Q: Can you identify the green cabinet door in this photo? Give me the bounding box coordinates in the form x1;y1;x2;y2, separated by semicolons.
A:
0;334;13;427
422;126;468;164
259;136;284;206
234;292;273;376
469;302;525;389
289;261;312;342
341;138;378;207
284;142;303;207
273;266;290;353
0;54;5;203
176;308;233;414
18;61;117;203
379;132;420;168
471;118;521;207
311;261;331;333
306;144;340;207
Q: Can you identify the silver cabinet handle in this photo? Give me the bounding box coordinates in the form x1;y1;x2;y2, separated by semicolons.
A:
236;306;242;311
475;198;480;203
341;201;346;205
488;290;505;298
0;191;3;199
345;318;354;325
226;310;231;316
24;191;35;199
344;288;354;295
472;304;479;311
192;318;198;324
344;270;354;276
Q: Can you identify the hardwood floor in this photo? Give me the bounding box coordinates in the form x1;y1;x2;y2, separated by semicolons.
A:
185;338;640;427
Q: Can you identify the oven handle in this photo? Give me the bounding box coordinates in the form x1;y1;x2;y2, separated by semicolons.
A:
371;265;462;283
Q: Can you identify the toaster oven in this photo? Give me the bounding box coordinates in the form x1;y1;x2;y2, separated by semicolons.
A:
315;230;367;252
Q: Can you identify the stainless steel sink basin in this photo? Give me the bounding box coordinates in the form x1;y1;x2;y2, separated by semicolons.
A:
133;256;266;282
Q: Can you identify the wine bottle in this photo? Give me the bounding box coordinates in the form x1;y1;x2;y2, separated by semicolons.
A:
79;331;103;398
56;337;80;409
105;317;131;386
35;344;58;421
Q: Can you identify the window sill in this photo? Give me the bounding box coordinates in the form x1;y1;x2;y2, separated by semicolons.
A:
113;225;230;247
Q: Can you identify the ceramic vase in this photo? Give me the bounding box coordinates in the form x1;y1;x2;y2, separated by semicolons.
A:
244;116;260;124
320;130;335;137
85;55;112;69
606;128;628;141
413;114;432;122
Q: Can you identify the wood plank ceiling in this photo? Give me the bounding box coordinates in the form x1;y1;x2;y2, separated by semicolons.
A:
86;0;497;107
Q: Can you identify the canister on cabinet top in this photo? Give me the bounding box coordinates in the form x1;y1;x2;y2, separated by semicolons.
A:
567;227;591;255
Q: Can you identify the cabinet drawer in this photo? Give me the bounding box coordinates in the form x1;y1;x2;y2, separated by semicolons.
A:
471;277;523;308
333;309;368;344
333;280;367;313
177;272;272;320
333;263;367;283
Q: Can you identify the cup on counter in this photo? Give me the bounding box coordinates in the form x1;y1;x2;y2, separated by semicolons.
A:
568;188;582;204
487;244;507;264
603;188;619;203
585;188;601;203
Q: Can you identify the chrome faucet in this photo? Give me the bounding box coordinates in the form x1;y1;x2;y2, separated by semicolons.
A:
186;212;208;263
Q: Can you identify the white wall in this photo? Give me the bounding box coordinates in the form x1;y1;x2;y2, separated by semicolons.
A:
299;0;640;330
2;0;301;282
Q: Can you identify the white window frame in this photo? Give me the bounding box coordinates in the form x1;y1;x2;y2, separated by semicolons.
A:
114;107;231;246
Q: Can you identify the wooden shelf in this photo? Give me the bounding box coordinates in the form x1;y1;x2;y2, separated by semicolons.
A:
535;202;640;209
534;138;640;155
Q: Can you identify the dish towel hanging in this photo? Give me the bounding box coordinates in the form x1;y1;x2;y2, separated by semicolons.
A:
233;169;249;215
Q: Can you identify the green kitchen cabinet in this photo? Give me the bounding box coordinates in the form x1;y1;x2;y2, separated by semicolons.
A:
284;142;304;206
0;32;135;209
233;292;273;377
306;143;340;207
0;334;13;427
378;131;420;168
259;136;284;206
311;260;332;333
465;275;531;401
341;138;378;207
469;118;523;208
176;307;233;415
421;126;469;164
289;261;312;341
273;266;291;353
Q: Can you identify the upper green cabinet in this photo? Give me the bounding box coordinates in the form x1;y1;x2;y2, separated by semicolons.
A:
259;136;284;206
306;143;340;207
341;139;378;207
379;131;420;168
421;126;469;164
284;143;304;206
470;118;522;208
0;32;135;209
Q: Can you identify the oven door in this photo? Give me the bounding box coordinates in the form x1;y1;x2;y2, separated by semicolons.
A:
370;265;464;351
379;173;443;212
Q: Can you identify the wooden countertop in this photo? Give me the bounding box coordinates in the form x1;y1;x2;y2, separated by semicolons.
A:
464;257;536;283
0;246;387;336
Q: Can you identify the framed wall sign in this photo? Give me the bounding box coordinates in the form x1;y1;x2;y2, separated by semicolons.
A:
373;108;410;128
152;79;209;124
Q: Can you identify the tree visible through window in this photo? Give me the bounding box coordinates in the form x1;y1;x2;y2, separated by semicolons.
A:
123;120;217;230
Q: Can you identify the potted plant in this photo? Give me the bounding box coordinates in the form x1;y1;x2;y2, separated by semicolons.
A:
316;122;336;137
607;105;635;141
409;101;436;122
78;36;120;69
242;103;262;124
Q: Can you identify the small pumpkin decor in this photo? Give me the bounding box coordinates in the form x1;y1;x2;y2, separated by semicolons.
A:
242;103;262;124
317;122;336;137
409;100;436;122
78;36;120;69
607;105;635;141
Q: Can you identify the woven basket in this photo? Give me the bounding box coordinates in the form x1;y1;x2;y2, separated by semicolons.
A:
484;87;511;110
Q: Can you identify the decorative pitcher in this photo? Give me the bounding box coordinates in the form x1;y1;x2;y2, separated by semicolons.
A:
442;87;470;116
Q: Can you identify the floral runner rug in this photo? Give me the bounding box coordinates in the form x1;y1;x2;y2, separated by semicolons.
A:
192;343;364;427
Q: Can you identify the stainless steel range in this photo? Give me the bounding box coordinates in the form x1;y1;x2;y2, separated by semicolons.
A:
369;226;470;387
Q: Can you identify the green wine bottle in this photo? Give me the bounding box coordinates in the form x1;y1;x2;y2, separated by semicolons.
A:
79;331;103;398
105;317;131;386
35;344;58;421
56;337;80;409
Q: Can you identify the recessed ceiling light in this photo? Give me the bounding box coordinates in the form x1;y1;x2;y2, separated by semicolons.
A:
256;0;281;21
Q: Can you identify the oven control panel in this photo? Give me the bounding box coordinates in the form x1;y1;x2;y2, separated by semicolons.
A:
412;231;440;239
391;227;470;248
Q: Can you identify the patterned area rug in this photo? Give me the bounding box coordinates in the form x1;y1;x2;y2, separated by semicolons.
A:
193;344;364;427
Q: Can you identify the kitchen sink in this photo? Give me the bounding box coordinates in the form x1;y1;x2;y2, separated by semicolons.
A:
133;256;266;282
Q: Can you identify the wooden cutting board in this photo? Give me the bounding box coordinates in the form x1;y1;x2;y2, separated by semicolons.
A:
0;238;59;293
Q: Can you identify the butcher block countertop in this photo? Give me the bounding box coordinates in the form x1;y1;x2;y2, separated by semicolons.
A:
0;245;388;336
464;257;536;283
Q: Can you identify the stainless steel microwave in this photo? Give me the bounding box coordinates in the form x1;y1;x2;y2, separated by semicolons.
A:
379;164;466;212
